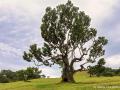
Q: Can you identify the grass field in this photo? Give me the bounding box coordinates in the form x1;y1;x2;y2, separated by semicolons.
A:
0;71;120;90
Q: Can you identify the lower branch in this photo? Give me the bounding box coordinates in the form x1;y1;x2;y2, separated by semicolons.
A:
73;62;88;73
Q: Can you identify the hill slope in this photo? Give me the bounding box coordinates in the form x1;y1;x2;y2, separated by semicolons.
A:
0;71;120;90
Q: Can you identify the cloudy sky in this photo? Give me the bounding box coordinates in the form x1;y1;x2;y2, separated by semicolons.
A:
0;0;120;77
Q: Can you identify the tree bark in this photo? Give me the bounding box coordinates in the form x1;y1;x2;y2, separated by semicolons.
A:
61;63;75;83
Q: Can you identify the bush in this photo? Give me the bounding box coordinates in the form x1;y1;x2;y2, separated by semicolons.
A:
0;70;17;81
16;70;26;81
0;67;43;82
102;72;114;77
0;74;9;83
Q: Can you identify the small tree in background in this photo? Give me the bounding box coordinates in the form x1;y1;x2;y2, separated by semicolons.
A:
26;67;42;80
16;67;42;81
88;58;106;77
87;66;96;77
16;70;26;81
23;0;108;83
97;58;105;67
0;70;16;81
96;58;106;77
0;74;9;83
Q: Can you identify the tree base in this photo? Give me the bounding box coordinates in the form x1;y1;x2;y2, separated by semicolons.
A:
61;80;75;83
61;75;75;83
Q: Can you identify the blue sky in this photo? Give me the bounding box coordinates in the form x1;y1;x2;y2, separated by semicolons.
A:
0;0;120;77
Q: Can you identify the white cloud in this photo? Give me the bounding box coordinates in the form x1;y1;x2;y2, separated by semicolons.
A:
71;0;118;25
0;16;8;22
0;62;26;71
0;0;118;23
0;0;41;19
105;54;120;68
40;67;61;78
0;42;22;57
108;24;120;43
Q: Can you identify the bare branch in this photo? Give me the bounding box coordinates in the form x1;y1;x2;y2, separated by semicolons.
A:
70;53;86;68
73;62;89;73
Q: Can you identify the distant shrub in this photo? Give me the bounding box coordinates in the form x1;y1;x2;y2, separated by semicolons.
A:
0;74;9;83
0;67;44;83
88;59;106;77
88;65;120;77
102;72;114;77
0;70;17;81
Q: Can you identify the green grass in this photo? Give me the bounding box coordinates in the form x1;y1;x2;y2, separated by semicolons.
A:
0;71;120;90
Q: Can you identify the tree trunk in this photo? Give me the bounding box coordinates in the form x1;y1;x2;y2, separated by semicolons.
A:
89;74;92;77
61;64;75;83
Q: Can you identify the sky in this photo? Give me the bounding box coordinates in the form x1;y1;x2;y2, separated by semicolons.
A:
0;0;120;77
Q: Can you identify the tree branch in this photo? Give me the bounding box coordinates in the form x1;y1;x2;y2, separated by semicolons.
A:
31;59;43;66
73;62;88;73
70;53;86;68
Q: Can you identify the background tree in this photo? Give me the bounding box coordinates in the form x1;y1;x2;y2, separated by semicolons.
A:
87;58;112;77
23;0;108;83
0;74;9;83
97;58;105;67
96;58;106;77
16;70;26;81
87;66;96;77
16;67;42;81
26;67;42;80
0;70;17;82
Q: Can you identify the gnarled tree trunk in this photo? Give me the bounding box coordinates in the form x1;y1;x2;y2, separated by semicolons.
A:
61;63;75;83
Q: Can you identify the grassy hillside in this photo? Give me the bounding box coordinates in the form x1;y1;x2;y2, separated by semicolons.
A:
0;71;120;90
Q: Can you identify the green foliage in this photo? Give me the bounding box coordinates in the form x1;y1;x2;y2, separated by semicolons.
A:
0;74;9;83
23;0;108;66
26;67;42;79
88;59;106;77
0;70;17;82
102;72;114;77
0;67;44;83
97;58;106;66
88;59;120;77
16;67;42;81
16;70;26;81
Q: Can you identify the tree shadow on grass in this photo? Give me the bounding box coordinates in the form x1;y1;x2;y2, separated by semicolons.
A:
24;80;31;82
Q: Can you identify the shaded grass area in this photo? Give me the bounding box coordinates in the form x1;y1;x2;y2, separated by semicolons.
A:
0;71;120;90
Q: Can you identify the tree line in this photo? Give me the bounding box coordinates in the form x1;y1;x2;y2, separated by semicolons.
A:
87;59;120;77
0;67;45;83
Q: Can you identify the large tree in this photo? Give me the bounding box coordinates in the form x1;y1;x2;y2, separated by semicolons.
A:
23;0;108;83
